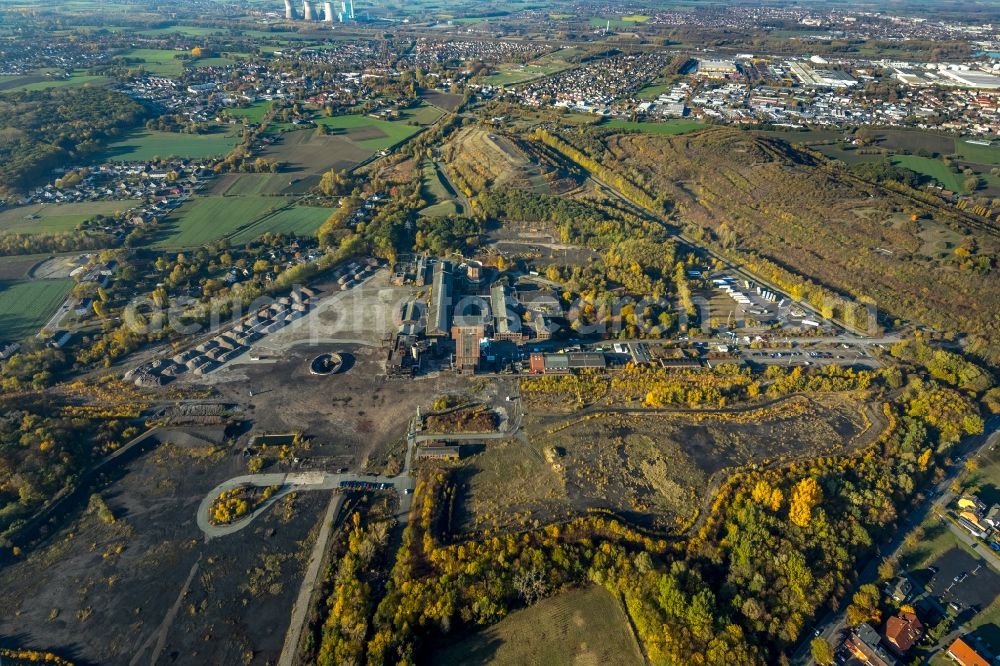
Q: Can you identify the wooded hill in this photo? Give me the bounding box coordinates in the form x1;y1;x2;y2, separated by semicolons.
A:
551;126;1000;365
0;87;146;194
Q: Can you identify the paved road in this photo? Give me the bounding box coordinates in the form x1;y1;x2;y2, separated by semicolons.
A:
768;336;905;346
197;400;423;539
278;492;345;666
196;470;414;539
413;430;512;444
792;415;1000;665
37;295;74;337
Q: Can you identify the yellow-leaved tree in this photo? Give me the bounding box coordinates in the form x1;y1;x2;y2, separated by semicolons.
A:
789;476;822;527
750;479;784;512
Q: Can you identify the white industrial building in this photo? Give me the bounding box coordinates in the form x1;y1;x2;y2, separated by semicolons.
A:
939;68;1000;89
788;61;858;88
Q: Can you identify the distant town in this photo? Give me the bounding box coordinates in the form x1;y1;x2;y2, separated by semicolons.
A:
0;2;998;666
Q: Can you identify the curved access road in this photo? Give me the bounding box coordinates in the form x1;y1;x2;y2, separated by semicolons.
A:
196;470;415;539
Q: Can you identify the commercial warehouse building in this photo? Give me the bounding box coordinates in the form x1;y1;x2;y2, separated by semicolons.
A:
696;59;738;78
427;260;453;337
529;352;607;374
940;68;1000;90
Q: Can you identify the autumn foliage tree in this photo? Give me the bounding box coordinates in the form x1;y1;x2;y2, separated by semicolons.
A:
846;583;882;626
811;637;834;665
751;479;784;512
789;477;823;528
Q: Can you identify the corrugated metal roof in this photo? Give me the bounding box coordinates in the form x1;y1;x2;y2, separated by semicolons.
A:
428;261;453;336
566;352;606;369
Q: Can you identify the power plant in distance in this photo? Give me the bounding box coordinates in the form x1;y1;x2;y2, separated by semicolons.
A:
284;0;355;22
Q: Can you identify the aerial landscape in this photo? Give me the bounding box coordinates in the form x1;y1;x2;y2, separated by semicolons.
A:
1;0;1000;664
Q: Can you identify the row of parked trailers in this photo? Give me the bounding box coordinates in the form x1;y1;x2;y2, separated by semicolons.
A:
713;277;753;305
712;277;781;306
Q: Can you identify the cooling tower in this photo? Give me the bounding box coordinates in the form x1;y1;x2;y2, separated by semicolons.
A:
302;0;315;20
283;0;296;19
324;1;334;21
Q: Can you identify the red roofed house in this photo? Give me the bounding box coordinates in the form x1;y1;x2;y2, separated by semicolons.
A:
947;637;990;666
884;610;923;654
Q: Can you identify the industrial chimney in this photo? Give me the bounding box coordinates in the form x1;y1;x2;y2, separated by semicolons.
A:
284;0;296;19
302;0;315;20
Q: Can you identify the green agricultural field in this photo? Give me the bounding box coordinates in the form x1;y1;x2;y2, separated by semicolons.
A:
242;29;309;41
151;196;281;248
264;121;300;135
589;17;639;28
228;205;332;244
121;48;187;76
138;25;223;37
0;201;140;235
602;118;704;135
403;103;446;125
430;586;644;666
0;279;73;342
314;114;424;151
891;155;964;191
191;56;237;68
636;81;670;100
1;71;109;93
226;100;273;124
102;130;239;162
216;173;289;196
482;61;569;86
481;47;581;86
981;171;1000;193
955;139;1000;166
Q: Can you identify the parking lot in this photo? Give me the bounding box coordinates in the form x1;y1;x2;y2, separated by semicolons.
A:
699;270;836;335
925;548;1000;618
738;344;882;369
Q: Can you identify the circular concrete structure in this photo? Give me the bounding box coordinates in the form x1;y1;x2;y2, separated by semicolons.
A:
309;352;344;375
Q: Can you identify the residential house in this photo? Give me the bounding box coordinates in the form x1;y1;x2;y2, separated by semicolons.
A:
888;576;913;603
844;623;900;666
884;610;923;654
946;637;990;666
